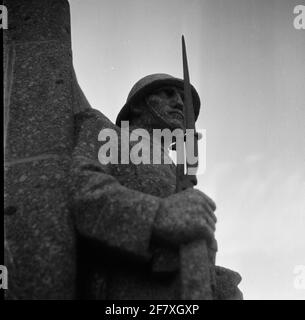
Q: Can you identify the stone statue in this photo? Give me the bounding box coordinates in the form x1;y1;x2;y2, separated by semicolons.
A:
4;0;242;299
71;74;242;299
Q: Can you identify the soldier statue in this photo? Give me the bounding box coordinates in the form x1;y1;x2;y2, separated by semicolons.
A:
70;73;242;299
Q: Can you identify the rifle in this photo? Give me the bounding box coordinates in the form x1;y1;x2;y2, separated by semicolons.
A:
177;35;216;299
151;36;216;299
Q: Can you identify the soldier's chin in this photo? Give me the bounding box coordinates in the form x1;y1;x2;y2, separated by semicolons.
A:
169;119;184;130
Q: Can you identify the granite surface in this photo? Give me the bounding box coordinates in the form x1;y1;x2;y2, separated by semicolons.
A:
4;0;76;299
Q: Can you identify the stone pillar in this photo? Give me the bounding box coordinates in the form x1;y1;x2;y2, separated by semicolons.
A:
4;0;78;299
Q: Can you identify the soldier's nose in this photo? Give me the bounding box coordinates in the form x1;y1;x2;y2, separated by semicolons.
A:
171;97;184;112
167;91;182;106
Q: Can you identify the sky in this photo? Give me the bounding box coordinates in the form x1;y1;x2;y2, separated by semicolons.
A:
69;0;305;299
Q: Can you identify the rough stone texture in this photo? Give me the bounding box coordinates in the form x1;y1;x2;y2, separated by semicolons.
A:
3;0;71;44
5;41;73;159
4;158;74;299
71;67;93;114
4;0;80;299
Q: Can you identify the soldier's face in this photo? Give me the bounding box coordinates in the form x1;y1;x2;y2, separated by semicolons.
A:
145;86;185;129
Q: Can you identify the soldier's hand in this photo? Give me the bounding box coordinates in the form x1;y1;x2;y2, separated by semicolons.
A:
152;188;217;248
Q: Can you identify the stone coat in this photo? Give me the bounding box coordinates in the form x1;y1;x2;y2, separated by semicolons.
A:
71;108;242;300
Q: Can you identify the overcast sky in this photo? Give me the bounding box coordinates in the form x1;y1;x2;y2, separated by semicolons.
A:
69;0;305;299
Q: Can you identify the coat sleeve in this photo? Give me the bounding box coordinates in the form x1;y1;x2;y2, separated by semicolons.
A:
70;109;161;262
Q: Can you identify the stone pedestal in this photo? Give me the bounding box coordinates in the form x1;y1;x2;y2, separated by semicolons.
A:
4;0;78;299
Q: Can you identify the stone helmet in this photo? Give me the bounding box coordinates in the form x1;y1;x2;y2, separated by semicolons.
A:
115;73;201;126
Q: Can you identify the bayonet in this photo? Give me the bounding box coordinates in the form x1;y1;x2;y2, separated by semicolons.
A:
178;35;215;300
151;37;216;299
